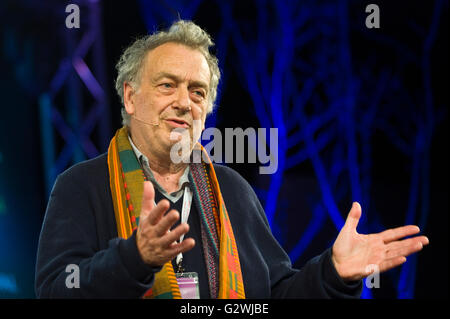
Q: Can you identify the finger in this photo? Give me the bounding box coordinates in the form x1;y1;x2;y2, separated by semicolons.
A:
379;256;407;273
166;238;196;259
386;236;429;252
140;181;155;220
160;223;190;247
154;209;180;237
343;202;362;232
386;239;425;260
147;199;171;226
379;225;421;244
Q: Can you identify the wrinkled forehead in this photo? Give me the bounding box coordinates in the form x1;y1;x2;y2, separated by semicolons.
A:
142;42;211;87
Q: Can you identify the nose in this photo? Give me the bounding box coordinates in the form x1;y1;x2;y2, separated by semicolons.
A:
173;87;191;112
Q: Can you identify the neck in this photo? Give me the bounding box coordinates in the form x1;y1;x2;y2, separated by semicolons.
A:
147;155;188;194
146;153;188;176
129;127;188;193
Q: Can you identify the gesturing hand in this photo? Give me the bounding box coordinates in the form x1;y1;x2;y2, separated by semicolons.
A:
136;181;195;267
331;202;429;282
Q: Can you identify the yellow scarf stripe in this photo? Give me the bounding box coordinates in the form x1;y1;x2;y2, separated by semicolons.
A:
149;263;182;299
108;134;132;238
108;127;245;299
202;148;245;299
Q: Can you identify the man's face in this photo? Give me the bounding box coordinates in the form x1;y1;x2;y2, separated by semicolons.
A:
124;42;210;156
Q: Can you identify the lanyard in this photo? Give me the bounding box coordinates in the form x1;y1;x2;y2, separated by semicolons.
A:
176;185;193;270
152;185;193;272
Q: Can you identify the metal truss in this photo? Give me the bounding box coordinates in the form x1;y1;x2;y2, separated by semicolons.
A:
60;0;443;299
39;0;111;195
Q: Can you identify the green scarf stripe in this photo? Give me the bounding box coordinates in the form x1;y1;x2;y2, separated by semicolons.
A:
119;149;142;173
228;271;237;292
222;203;228;220
109;127;245;299
154;292;174;299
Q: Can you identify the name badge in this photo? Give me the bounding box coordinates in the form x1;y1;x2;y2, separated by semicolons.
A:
176;272;200;299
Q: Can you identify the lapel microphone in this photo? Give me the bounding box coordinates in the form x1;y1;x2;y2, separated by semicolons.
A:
131;115;161;126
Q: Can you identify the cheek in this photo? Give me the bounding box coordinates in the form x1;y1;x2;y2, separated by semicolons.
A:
135;93;167;117
201;109;208;129
150;93;177;114
192;119;206;141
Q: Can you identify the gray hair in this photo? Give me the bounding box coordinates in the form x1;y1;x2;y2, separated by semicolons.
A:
115;20;221;126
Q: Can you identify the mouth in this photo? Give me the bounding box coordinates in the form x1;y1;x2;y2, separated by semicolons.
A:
164;118;190;129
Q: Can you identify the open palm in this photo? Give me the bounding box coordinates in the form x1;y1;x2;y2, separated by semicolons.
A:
331;202;429;282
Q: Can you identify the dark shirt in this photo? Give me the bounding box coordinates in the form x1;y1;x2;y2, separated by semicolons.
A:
35;153;362;298
153;187;212;298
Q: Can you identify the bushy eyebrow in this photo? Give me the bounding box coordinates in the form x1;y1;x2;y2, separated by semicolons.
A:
152;72;208;91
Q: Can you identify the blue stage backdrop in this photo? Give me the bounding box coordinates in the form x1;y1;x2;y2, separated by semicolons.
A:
0;0;447;298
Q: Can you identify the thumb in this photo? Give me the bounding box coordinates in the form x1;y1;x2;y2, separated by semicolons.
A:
344;202;362;232
140;181;155;220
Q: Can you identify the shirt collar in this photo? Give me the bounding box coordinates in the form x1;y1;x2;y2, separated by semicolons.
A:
127;135;190;202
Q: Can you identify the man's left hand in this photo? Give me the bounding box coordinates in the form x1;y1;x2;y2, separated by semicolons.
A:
331;202;429;282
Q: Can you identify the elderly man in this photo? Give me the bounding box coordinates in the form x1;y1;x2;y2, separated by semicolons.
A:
35;20;428;299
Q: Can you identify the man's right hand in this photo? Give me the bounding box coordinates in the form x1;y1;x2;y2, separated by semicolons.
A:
136;181;195;267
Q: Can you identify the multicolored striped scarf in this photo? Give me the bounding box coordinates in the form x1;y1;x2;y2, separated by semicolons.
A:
107;126;245;299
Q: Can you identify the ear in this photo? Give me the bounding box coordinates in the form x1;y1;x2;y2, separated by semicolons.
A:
123;82;136;116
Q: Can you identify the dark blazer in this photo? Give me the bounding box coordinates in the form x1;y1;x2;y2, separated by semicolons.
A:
35;153;362;298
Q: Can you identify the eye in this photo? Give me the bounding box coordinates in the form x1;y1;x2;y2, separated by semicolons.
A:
192;89;205;98
161;83;173;89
